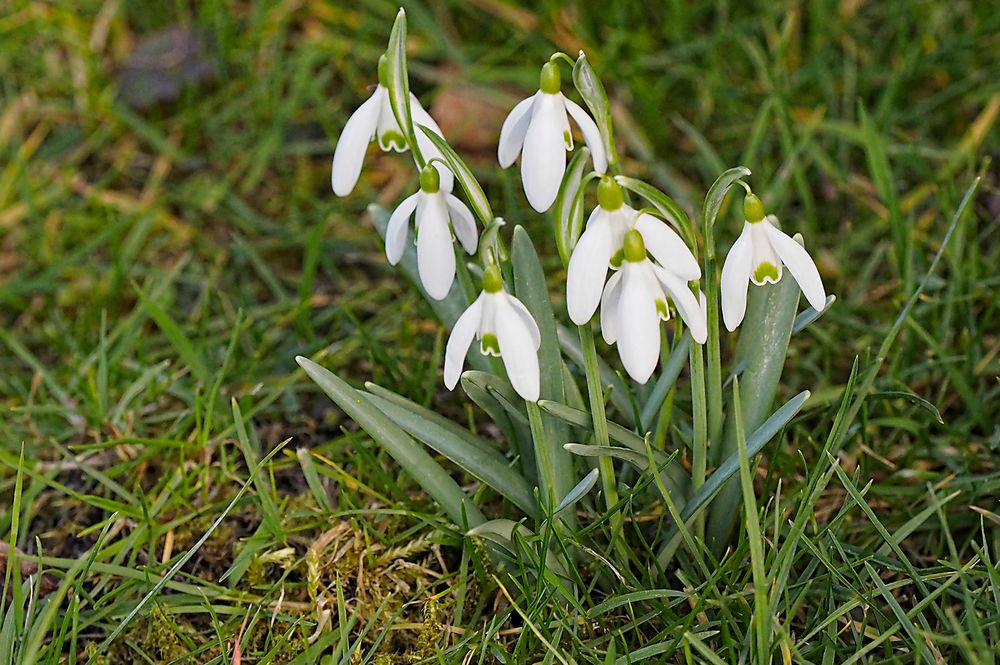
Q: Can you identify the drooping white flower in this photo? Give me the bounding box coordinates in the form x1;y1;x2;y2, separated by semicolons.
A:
444;265;541;401
566;177;701;326
720;192;826;331
498;61;608;213
386;165;477;300
599;229;707;383
331;55;453;197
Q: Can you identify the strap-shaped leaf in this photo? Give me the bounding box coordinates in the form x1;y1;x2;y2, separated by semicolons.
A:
656;390;809;568
552;468;599;517
297;356;485;528
461;370;535;480
466;519;569;580
537;400;648;455
418;126;493;225
615;176;696;248
511;226;573;501
563;444;686;501
638;334;692;432
363;389;537;516
793;294;836;333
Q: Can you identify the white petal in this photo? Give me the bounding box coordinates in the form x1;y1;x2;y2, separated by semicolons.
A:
720;222;754;332
446;194;478;254
498;94;537;168
764;223;827;312
411;96;455;193
566;214;614;325
654;265;708;344
634;213;700;280
749;222;782;285
563;97;608;174
494;295;541;401
599;270;624;344
444;295;484;389
331;88;381;196
386;192;419;264
617;264;661;384
505;294;541;349
521;94;568;212
416;196;456;300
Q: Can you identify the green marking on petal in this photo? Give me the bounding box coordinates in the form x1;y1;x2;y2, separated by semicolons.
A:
378;130;407;152
656;299;670;320
480;333;500;357
752;261;780;284
563;130;573;150
610;249;624;269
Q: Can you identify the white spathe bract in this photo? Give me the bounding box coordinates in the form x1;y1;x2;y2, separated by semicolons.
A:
720;214;827;331
444;285;542;402
331;84;453;197
498;64;607;212
385;178;477;301
567;203;700;326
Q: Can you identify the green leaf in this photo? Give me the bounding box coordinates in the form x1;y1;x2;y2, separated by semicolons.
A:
792;294;836;333
552;468;599;517
363;387;537;516
460;370;535;481
572;52;615;163
614;176;697;248
419;127;493;225
466;519;570;580
564;444;685;502
657;390;810;568
639;334;692;431
297;356;485;528
553;147;591;266
510;227;573;501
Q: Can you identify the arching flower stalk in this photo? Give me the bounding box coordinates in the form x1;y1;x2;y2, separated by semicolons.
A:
444;264;541;402
386;165;477;300
720;192;826;331
498;61;607;213
331;55;452;197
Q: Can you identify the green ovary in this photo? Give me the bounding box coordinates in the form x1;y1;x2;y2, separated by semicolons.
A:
753;261;780;284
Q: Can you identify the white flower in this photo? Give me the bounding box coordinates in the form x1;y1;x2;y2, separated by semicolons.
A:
600;230;707;383
566;177;700;326
385;166;477;301
331;56;453;197
444;266;541;401
720;193;826;331
498;61;607;213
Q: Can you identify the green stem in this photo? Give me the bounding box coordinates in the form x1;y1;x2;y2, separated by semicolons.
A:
526;400;560;519
577;324;624;542
703;213;724;454
689;342;708;539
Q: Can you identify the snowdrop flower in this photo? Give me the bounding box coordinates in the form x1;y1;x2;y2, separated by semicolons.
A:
498;61;608;212
332;55;453;197
601;230;707;383
720;192;826;331
444;265;541;401
386;165;477;300
567;177;701;326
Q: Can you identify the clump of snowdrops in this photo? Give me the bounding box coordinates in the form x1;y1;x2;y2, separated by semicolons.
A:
298;8;834;585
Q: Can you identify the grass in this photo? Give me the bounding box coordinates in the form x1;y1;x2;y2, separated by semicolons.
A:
1;0;999;662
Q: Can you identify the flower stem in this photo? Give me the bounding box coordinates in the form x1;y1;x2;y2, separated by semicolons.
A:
577;324;625;543
526;400;562;521
688;341;708;539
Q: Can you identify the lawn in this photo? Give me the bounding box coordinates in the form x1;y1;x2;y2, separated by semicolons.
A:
1;1;998;663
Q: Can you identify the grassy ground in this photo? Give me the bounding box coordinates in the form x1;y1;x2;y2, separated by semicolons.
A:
1;0;999;662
